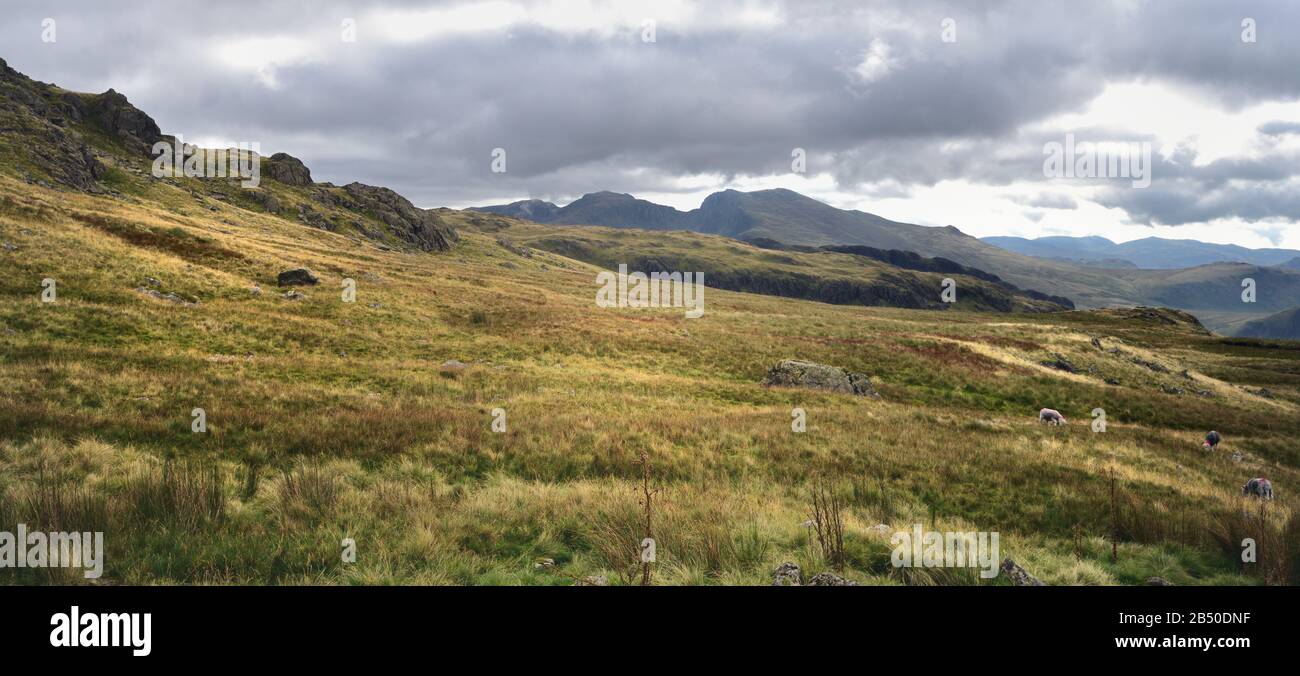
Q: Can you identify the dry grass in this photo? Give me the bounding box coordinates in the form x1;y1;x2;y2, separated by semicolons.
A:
0;174;1297;585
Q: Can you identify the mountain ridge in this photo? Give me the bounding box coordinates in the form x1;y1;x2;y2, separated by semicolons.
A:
982;234;1300;270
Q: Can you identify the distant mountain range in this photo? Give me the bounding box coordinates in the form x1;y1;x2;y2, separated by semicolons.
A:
473;190;1300;335
981;235;1300;270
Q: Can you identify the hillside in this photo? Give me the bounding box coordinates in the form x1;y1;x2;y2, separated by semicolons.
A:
474;189;1233;312
983;235;1300;270
463;214;1071;313
2;59;1299;587
1237;307;1300;341
478;190;1300;322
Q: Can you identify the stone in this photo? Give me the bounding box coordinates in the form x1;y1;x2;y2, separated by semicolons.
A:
762;359;879;397
277;268;319;287
1146;576;1173;586
135;287;195;306
1000;558;1044;586
807;572;858;586
572;575;607;587
772;562;802;586
1040;353;1077;373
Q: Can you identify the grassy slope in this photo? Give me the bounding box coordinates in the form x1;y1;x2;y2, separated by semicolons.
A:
2;172;1299;585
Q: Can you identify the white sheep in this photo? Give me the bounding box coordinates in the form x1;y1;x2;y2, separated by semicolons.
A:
1038;408;1067;426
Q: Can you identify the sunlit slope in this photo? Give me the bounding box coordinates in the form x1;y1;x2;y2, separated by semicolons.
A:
3;177;1297;585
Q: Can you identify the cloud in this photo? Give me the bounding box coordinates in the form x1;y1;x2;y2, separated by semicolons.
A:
2;0;1299;244
1258;120;1300;137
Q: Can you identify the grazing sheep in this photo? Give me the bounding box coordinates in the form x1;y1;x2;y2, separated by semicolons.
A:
1203;430;1221;451
1242;477;1273;500
1038;408;1067;426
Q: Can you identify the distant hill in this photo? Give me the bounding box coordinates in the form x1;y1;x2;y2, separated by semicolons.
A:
1278;257;1300;270
982;235;1300;269
475;189;1148;307
465;215;1072;313
1235;306;1300;340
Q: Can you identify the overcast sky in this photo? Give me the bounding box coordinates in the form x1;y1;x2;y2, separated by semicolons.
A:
6;0;1300;248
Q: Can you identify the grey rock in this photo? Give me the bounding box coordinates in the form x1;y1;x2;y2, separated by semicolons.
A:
264;152;313;187
807;572;858;586
762;359;879;397
86;89;163;154
572;575;607;587
1000;558;1045;586
1040;353;1077;373
1146;576;1173;586
772;562;802;586
135;287;195;306
277;268;319;287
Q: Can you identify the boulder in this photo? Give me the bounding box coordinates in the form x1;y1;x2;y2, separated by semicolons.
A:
807;572;858;586
772;562;802;586
572;575;607;587
1146;576;1173;586
277;268;319;287
1040;353;1077;373
1000;558;1044;586
762;360;879;397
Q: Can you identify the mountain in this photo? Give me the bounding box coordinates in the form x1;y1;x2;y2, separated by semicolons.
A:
474;191;689;230
474;190;1300;327
1235;306;1300;340
982;235;1300;269
1278;257;1300;270
477;189;1139;306
471;198;560;222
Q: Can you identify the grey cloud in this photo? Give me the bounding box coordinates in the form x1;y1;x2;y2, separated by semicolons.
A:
2;0;1300;231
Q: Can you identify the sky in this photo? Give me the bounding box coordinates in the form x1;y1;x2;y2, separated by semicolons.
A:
5;0;1300;248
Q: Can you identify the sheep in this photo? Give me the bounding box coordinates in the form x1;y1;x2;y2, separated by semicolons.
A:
1038;408;1067;426
1202;430;1221;451
1241;477;1273;500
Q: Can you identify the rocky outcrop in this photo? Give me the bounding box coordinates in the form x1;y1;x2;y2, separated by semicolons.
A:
85;89;163;154
0;60;106;190
264;152;313;187
762;360;879;397
277;268;320;287
1;59;461;257
335;182;462;250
